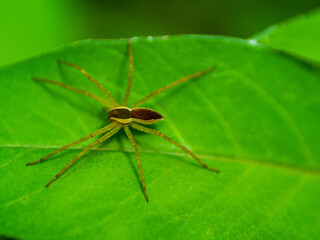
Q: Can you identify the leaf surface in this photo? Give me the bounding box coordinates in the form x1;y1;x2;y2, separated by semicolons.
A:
0;35;320;240
254;8;320;64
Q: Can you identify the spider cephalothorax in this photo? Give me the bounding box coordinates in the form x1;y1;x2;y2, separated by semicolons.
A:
27;39;218;202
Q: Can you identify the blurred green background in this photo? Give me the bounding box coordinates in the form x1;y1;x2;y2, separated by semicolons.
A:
0;0;319;67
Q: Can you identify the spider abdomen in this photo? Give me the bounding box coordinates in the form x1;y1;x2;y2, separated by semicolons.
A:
108;107;163;125
131;108;162;120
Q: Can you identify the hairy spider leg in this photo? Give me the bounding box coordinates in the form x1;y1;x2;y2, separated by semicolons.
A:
123;125;149;202
26;122;117;166
123;38;133;106
33;77;113;108
131;123;219;173
59;59;119;106
131;66;215;108
46;124;123;188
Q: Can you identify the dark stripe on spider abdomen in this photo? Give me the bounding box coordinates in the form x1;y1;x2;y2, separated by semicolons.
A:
131;108;163;120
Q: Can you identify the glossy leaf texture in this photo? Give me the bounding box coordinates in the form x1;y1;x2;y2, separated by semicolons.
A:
254;8;320;64
0;35;320;240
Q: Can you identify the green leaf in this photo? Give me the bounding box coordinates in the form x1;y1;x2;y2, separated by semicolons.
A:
253;8;320;64
0;35;320;240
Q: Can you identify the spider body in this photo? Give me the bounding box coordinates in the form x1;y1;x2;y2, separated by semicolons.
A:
27;39;218;202
108;107;163;124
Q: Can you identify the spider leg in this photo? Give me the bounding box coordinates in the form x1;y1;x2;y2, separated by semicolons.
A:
123;38;133;106
33;77;113;108
59;59;119;106
131;66;215;108
26;122;117;166
123;125;149;202
45;124;122;188
131;123;219;173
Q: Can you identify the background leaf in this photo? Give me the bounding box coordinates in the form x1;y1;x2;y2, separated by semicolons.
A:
254;8;320;64
0;35;320;240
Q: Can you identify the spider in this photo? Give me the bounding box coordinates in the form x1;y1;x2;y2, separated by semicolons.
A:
27;38;219;202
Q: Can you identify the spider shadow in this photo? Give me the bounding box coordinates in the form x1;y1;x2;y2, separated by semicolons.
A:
33;76;98;120
97;122;143;190
129;125;212;172
114;44;131;102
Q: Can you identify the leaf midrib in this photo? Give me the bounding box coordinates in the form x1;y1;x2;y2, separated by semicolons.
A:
1;144;319;177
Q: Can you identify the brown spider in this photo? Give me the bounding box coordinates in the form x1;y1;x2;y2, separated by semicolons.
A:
27;38;219;202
